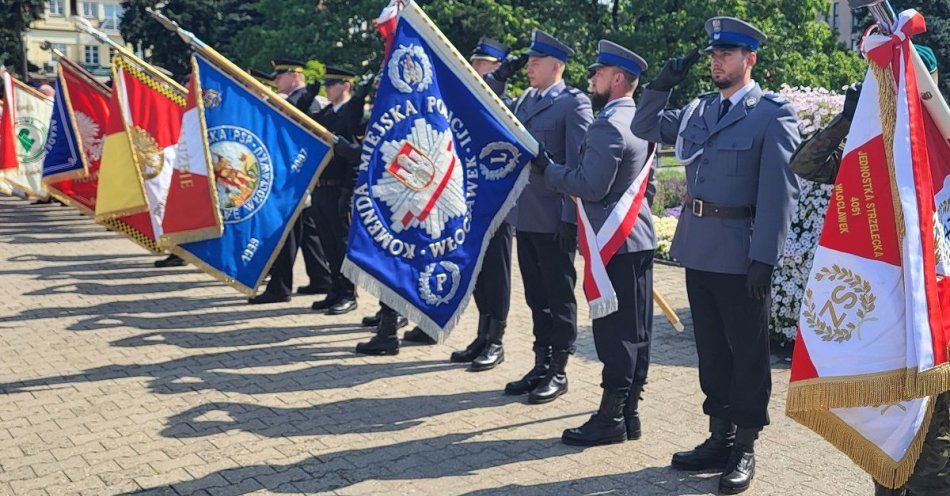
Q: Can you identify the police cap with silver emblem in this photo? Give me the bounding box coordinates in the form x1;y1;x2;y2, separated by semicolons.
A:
272;59;306;74
587;40;648;78
526;29;574;62
471;37;510;63
322;66;357;85
704;16;767;52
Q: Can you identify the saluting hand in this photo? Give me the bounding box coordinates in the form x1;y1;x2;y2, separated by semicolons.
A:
493;53;529;83
649;48;703;92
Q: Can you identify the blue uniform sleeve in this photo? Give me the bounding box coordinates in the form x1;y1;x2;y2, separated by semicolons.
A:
630;87;683;145
751;102;801;266
560;93;594;224
545;119;622;202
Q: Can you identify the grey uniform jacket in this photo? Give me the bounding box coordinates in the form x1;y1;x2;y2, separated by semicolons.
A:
512;80;593;233
544;97;656;254
630;85;800;274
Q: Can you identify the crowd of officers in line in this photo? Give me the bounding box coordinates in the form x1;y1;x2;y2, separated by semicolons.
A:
148;14;947;495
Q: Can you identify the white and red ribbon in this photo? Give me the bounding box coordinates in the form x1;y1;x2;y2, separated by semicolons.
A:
576;143;656;319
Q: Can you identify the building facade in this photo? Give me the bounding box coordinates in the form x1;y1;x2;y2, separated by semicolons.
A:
828;0;864;50
23;0;131;81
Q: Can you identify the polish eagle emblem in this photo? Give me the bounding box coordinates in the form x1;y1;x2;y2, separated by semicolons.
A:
372;118;467;239
75;111;103;162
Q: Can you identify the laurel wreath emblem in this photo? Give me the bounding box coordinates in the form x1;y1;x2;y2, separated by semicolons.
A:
802;264;877;343
418;261;461;306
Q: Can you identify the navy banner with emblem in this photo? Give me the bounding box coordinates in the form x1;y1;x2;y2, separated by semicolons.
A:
172;53;332;296
343;1;538;341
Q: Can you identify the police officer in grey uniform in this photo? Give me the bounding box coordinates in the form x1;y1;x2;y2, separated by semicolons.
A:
504;30;593;404
533;40;655;446
631;18;800;494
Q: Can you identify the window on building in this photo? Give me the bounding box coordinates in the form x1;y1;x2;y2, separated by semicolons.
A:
51;43;68;62
48;0;65;16
82;1;98;17
831;3;840;30
84;46;100;66
101;4;123;30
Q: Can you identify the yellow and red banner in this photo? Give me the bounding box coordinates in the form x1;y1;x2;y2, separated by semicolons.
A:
95;55;186;247
787;10;950;488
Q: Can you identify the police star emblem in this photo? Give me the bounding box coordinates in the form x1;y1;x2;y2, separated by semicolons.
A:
373;118;467;239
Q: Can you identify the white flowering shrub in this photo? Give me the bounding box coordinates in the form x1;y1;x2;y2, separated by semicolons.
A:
769;85;844;344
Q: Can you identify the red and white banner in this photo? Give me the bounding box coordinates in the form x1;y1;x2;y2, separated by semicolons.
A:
375;0;405;58
159;63;222;246
576;144;655;319
786;10;950;488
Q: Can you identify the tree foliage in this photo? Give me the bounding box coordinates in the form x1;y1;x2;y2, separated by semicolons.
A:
120;0;260;79
0;0;45;79
122;0;873;101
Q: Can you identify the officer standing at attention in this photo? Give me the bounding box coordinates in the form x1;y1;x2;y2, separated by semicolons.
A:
505;30;593;404
441;36;528;369
308;67;364;316
630;18;800;494
248;59;332;304
533;40;655;446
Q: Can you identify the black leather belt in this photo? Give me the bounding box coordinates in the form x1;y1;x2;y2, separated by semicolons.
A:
685;195;754;219
316;179;344;187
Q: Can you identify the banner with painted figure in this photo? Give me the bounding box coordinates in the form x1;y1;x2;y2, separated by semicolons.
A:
342;1;538;341
0;71;53;198
787;10;950;488
171;52;332;295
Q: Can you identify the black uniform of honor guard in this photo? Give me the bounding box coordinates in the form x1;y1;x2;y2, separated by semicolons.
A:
533;40;655;446
248;59;332;305
440;37;526;370
505;30;593;404
631;18;800;494
308;67;363;316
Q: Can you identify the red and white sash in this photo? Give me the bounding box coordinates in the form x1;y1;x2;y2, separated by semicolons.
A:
576;143;656;319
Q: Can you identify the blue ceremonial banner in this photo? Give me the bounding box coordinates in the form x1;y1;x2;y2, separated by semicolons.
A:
41;76;82;182
343;1;539;341
173;53;332;296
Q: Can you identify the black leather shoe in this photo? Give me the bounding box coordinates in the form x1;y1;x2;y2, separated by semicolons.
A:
470;318;505;371
562;389;627;446
327;297;357;315
361;311;381;327
528;349;569;404
403;327;436;344
154;255;185;268
297;284;330;295
450;314;488;363
355;311;400;355
247;292;291;305
355;335;399;355
625;383;644;440
718;449;755;494
504;345;551;395
311;295;339;311
671;417;736;471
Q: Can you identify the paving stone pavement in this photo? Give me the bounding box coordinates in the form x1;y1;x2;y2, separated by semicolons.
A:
0;197;871;496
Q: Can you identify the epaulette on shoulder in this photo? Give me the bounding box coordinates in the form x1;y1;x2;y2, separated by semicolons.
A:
566;87;582;95
761;93;790;106
699;91;718;101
